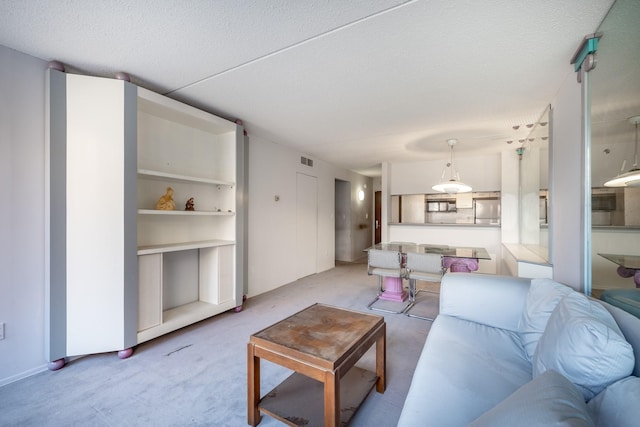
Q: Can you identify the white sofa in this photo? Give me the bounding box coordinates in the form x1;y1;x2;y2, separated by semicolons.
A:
398;273;640;427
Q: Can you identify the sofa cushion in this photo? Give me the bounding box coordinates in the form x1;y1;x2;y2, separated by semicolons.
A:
587;376;640;427
440;273;530;331
519;278;573;361
469;370;594;427
533;292;635;400
599;299;640;377
397;314;531;427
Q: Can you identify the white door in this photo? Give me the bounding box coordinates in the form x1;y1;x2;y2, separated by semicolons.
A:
296;173;317;278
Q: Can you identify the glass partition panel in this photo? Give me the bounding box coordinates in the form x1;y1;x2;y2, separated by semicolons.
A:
590;0;640;296
519;106;550;262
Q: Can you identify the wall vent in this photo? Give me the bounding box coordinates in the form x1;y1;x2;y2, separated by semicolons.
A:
300;156;314;167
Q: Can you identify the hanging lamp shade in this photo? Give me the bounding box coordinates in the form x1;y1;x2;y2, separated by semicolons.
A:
604;116;640;187
432;139;472;194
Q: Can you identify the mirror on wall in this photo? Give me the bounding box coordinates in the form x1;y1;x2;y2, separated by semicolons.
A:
589;0;640;295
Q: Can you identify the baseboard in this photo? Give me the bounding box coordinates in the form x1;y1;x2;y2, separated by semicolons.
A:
0;364;48;387
0;354;89;387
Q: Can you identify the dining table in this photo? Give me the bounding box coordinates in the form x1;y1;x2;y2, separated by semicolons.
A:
365;242;491;302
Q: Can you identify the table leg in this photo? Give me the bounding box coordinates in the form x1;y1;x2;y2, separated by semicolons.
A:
379;277;408;301
376;323;386;393
324;371;339;427
616;266;640;288
247;343;261;426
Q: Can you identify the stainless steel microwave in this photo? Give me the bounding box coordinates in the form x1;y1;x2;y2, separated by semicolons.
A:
427;201;455;212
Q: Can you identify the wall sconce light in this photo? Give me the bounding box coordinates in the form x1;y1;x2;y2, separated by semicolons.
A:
358;190;365;201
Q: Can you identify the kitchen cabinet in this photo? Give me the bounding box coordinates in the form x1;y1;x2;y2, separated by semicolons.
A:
45;69;245;366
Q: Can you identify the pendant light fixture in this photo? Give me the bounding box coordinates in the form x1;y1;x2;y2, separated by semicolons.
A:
604;116;640;187
432;139;472;194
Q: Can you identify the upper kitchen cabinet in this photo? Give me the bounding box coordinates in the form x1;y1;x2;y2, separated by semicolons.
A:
45;69;245;365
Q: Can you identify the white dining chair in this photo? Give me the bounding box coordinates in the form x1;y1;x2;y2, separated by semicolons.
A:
404;252;445;320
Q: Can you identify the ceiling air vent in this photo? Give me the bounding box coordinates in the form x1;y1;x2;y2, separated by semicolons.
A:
300;156;314;167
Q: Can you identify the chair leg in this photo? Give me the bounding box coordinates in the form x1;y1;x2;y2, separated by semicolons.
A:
409;279;417;302
367;294;382;309
367;276;383;310
404;278;437;321
406;312;435;321
413;280;441;298
400;278;417;314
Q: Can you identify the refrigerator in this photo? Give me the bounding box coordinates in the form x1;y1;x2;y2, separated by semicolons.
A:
474;199;501;224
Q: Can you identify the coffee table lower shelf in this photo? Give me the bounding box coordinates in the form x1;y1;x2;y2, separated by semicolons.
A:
259;366;378;427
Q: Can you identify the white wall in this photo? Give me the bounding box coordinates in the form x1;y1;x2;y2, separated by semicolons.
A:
520;145;542;244
389;154;501;194
245;135;372;297
549;71;586;290
0;46;48;384
247;138;300;296
501;150;520;243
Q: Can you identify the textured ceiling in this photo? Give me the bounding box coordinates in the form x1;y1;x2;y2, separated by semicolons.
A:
0;0;615;176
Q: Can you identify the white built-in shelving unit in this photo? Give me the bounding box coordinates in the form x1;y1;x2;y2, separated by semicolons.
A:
46;69;245;364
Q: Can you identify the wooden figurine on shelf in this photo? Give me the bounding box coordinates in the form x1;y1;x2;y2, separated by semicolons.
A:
156;187;176;210
185;197;195;211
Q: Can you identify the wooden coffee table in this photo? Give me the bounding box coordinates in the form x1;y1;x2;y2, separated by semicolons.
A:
247;303;386;426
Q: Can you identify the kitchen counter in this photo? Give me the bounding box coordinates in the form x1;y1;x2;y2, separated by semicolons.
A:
503;243;549;266
593;225;640;230
502;243;552;279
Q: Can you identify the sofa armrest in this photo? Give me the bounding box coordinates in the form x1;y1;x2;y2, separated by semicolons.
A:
440;273;531;331
598;298;640;377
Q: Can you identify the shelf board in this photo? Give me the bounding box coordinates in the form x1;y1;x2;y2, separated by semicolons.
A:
138;209;235;216
259;367;378;426
137;299;237;344
138;169;234;187
138;239;235;255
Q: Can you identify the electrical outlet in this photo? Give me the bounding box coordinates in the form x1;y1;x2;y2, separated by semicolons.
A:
0;322;4;340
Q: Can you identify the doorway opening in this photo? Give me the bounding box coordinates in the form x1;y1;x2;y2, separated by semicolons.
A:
375;191;382;244
335;179;351;262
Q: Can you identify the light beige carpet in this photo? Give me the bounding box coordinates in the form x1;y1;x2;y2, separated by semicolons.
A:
0;262;438;426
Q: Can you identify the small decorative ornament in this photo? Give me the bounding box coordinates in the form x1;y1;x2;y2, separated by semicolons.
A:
156;187;176;210
185;197;195;211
